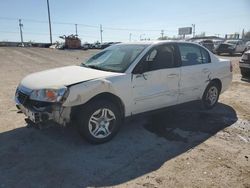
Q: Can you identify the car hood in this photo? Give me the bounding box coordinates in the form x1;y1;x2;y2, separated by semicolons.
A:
21;65;121;90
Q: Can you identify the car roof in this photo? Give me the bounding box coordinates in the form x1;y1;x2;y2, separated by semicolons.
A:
116;40;198;46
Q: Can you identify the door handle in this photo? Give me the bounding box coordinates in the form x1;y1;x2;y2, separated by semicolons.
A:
135;74;142;78
167;74;178;78
202;68;209;73
135;74;148;80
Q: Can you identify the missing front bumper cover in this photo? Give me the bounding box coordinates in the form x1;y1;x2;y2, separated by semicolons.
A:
16;102;71;126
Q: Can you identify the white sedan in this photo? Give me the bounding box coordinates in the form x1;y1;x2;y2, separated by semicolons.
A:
15;41;232;143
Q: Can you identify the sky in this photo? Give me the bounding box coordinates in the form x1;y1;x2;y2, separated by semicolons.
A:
0;0;250;43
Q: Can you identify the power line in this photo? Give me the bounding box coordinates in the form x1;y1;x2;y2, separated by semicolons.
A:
0;17;177;32
103;26;176;32
0;17;99;28
0;30;88;37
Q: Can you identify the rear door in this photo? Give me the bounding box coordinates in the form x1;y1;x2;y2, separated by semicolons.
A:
177;43;212;103
131;43;180;114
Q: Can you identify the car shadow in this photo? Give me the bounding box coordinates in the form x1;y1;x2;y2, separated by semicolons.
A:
0;102;237;187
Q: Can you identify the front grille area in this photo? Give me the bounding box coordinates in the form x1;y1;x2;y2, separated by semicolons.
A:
17;90;29;105
16;88;53;111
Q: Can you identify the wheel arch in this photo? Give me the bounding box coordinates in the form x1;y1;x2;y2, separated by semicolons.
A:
71;92;125;121
210;78;222;92
202;78;222;98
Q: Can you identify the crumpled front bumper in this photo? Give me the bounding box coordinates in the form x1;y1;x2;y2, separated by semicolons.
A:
15;88;71;125
16;101;53;124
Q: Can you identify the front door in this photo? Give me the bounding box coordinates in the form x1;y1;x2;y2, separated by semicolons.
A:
131;44;180;114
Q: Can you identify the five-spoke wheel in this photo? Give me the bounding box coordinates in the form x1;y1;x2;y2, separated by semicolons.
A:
76;100;121;144
88;108;116;139
202;82;220;109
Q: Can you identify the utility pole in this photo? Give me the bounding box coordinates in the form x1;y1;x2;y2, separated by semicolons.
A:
19;19;24;45
100;24;103;43
129;33;132;42
161;30;164;39
192;24;195;38
75;24;78;36
242;29;245;39
47;0;53;44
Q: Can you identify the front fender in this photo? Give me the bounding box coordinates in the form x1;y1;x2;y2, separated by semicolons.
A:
62;79;116;107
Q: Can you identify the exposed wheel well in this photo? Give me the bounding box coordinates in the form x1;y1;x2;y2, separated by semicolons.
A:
202;79;222;99
71;92;125;121
211;78;222;92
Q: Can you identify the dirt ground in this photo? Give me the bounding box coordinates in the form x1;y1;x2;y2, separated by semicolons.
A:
0;47;249;188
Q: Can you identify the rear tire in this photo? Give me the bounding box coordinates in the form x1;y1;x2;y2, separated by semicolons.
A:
202;82;220;109
76;100;122;144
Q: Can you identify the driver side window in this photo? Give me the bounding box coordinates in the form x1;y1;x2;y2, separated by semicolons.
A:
143;44;176;72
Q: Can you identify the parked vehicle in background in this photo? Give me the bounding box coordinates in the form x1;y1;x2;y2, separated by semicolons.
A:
89;42;101;49
82;42;90;50
199;39;214;52
239;49;250;79
214;40;247;55
15;41;232;144
49;42;65;49
245;41;250;51
212;39;224;49
191;39;215;52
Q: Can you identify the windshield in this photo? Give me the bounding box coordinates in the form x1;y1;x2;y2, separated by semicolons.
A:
82;44;148;72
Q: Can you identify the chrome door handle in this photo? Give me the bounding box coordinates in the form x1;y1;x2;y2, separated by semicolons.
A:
135;74;142;78
135;74;148;80
167;74;177;78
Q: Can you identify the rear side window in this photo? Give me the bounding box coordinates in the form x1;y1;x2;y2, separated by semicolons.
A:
178;43;210;66
200;47;211;64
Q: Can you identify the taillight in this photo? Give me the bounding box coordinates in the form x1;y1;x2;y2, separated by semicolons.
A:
230;61;233;72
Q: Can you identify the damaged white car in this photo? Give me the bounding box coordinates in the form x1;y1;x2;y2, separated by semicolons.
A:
15;41;232;143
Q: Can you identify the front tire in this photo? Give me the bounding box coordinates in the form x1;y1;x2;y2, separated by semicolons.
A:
76;100;122;144
202;82;220;109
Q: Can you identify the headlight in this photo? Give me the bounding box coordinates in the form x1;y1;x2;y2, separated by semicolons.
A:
30;87;68;102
